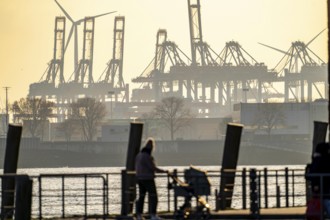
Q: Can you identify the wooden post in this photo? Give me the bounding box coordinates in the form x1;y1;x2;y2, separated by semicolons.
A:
14;175;33;220
125;123;143;171
312;121;328;156
120;122;143;218
1;124;22;219
217;123;243;210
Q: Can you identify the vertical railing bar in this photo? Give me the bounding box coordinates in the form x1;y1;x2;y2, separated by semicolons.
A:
173;169;178;212
258;170;261;208
167;173;170;212
103;175;106;219
38;176;42;220
242;168;246;209
264;168;268;208
291;170;295;206
105;174;109;216
62;175;65;218
275;170;280;208
84;175;87;218
285;167;289;207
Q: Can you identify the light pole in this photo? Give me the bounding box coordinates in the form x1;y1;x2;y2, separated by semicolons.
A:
108;91;115;119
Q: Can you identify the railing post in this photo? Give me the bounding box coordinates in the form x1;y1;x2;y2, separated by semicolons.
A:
62;175;65;218
38;176;42;220
276;186;281;208
275;170;280;208
173;169;178;212
249;168;259;217
121;170;129;216
291;170;295;206
258;170;261;209
218;168;227;210
242;168;247;209
84;174;88;218
264;168;268;208
105;174;109;216
285;167;289;207
167;173;170;212
14;175;33;220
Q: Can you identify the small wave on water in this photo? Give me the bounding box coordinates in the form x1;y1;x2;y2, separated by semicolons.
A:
13;164;306;175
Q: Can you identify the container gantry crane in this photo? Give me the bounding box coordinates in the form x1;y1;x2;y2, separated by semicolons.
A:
95;16;129;103
29;16;66;99
131;29;189;102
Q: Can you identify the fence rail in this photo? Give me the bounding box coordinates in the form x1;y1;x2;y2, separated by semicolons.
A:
0;167;309;219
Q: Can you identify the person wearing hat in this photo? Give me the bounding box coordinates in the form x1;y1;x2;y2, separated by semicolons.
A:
135;138;168;220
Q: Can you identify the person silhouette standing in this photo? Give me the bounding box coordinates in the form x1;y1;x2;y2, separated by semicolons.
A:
135;138;168;220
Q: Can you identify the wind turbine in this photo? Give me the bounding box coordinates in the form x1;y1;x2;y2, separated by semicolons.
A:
54;0;116;72
258;28;326;73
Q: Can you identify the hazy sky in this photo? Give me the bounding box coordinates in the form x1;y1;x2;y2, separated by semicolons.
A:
0;0;327;109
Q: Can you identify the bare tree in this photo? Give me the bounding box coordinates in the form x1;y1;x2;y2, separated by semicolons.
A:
138;112;156;139
153;96;193;140
56;118;78;142
254;103;286;136
11;97;55;138
69;97;107;141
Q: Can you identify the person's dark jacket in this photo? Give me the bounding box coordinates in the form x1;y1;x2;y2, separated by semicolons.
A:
307;143;330;195
135;147;165;180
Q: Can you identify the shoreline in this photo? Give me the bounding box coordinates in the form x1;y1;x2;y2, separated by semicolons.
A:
0;139;312;168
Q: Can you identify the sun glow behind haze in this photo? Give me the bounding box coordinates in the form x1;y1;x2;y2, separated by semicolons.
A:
0;0;327;105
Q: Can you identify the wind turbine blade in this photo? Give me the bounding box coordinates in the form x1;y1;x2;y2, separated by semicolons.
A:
306;28;327;46
54;0;74;23
75;11;116;25
258;42;291;56
64;25;74;53
91;11;117;19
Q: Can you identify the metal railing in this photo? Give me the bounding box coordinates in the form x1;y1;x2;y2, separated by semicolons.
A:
0;167;309;219
36;173;110;219
171;167;306;211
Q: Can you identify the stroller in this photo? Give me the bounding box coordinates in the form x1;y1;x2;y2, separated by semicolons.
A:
168;166;211;219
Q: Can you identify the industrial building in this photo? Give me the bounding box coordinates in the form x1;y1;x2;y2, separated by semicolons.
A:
233;101;328;139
